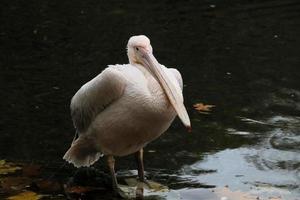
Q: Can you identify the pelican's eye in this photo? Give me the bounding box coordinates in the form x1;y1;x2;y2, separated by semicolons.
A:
135;47;139;51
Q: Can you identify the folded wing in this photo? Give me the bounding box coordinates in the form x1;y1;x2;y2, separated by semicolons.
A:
70;67;127;133
169;68;183;91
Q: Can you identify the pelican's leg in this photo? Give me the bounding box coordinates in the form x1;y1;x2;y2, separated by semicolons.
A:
135;149;146;199
135;149;156;190
135;148;145;182
107;155;126;197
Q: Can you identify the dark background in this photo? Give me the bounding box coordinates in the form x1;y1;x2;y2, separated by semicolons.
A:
1;0;299;182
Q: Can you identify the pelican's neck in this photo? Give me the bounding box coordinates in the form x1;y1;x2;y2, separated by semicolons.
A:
132;63;152;78
132;63;168;102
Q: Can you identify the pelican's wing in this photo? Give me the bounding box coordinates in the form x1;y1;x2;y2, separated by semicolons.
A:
169;68;183;90
70;67;126;132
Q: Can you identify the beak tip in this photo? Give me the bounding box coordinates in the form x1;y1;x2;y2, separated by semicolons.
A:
187;126;192;133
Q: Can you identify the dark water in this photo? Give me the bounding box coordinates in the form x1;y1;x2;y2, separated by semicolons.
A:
1;0;300;199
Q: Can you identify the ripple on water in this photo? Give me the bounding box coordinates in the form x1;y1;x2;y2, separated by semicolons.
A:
269;129;300;152
267;115;300;153
226;128;251;136
178;115;300;200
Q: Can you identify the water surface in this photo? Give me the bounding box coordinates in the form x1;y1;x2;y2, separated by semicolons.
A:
1;0;300;199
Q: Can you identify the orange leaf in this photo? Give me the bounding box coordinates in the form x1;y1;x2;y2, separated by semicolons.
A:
193;103;215;114
7;191;42;200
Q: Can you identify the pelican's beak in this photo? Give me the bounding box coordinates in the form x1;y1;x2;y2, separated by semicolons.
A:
140;49;191;131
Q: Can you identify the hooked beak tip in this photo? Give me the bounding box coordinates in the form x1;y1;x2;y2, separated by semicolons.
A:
187;126;192;133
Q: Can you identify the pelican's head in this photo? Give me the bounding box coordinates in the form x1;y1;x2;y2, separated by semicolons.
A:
127;35;153;64
127;35;191;131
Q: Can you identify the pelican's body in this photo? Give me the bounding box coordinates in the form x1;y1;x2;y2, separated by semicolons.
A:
63;35;190;196
70;63;182;159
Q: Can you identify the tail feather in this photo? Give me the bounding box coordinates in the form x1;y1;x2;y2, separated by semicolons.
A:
63;137;102;168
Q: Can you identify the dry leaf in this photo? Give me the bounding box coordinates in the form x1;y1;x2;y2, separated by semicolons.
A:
193;103;215;114
0;160;22;175
22;165;41;177
1;177;32;192
64;185;104;194
32;180;63;193
7;191;42;200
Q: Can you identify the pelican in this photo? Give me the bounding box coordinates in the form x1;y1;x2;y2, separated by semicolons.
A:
63;35;191;196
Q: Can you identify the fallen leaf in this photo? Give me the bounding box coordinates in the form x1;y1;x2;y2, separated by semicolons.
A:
22;165;41;177
0;160;22;175
31;180;62;193
193;103;215;114
7;191;42;200
64;185;104;194
1;177;32;192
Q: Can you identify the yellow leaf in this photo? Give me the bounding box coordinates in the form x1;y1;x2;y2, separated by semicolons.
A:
1;177;32;192
193;103;215;114
7;191;42;200
0;160;22;175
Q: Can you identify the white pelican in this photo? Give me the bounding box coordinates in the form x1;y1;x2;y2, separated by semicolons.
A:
63;35;191;196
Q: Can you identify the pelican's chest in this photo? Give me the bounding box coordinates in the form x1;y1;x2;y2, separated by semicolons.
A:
126;76;175;122
117;64;177;124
